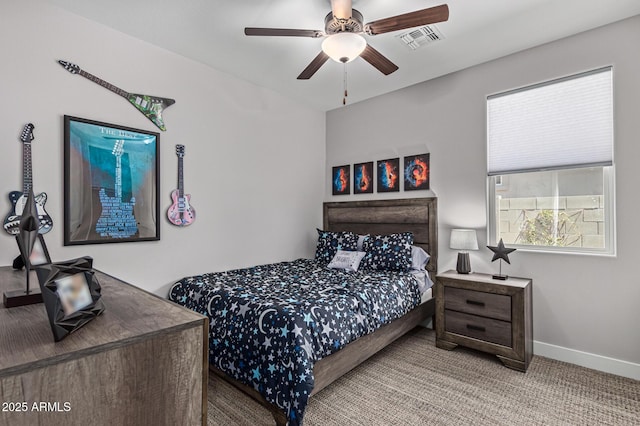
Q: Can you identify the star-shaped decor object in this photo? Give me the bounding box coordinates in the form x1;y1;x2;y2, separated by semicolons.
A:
487;238;516;264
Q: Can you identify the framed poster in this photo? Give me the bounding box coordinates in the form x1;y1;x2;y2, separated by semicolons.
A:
64;116;160;245
332;165;350;195
377;158;400;193
404;153;430;191
353;161;373;194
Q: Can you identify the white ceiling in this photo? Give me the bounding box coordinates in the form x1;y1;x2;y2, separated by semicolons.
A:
49;0;640;112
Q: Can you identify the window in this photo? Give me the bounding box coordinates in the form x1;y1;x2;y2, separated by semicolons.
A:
487;67;615;255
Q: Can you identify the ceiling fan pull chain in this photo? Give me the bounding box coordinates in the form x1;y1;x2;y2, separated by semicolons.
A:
343;62;348;105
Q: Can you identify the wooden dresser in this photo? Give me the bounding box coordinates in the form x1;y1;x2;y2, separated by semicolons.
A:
0;266;208;426
435;270;533;372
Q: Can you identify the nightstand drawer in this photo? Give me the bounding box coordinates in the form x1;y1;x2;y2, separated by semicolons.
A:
444;310;512;347
444;287;511;321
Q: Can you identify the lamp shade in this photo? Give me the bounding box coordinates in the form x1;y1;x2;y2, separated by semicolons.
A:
321;33;367;63
450;229;478;251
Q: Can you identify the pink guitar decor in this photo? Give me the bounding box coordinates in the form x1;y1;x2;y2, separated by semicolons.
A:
167;145;195;226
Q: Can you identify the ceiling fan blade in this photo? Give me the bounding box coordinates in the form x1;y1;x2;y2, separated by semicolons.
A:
297;52;330;80
244;28;324;38
360;44;399;75
365;4;449;35
330;0;353;19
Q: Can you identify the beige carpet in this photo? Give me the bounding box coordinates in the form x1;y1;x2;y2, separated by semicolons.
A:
207;328;640;425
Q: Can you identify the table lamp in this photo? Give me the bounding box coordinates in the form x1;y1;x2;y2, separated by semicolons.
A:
450;229;478;274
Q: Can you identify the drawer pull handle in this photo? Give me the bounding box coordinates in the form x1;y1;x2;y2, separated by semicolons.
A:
466;324;486;332
466;299;485;307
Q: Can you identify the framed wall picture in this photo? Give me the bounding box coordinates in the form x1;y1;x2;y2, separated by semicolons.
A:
332;165;350;195
353;162;373;194
35;256;105;342
64;116;160;245
377;158;400;193
404;153;430;191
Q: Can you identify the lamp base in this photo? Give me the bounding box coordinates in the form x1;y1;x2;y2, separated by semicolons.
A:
492;274;508;281
456;252;471;274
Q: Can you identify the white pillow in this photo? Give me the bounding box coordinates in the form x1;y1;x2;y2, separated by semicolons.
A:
328;250;366;272
411;246;431;271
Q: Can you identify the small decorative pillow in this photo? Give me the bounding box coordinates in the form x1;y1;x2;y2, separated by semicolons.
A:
357;234;369;251
328;250;366;272
314;229;359;265
411;245;431;271
360;232;414;271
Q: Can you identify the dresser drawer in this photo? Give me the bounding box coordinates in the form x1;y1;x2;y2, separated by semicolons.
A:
444;287;511;321
444;310;512;347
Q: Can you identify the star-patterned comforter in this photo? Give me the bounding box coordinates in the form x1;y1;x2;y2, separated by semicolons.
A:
168;258;422;425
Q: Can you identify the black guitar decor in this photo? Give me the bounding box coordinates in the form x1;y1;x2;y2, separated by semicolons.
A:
58;60;175;131
3;124;53;236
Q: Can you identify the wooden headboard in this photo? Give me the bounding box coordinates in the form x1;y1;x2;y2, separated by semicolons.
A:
323;197;438;281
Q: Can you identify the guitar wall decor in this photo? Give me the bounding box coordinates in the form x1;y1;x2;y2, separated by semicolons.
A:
58;60;175;131
95;140;138;238
3;124;53;236
167;145;196;227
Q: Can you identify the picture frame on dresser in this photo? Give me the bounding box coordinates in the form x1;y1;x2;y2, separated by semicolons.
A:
16;234;51;269
3;234;50;308
63;115;160;245
35;256;105;342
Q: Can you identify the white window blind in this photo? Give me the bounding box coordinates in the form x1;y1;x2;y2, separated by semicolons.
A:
487;67;613;175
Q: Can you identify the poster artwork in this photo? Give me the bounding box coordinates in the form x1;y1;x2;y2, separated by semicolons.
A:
404;153;430;191
64;116;160;245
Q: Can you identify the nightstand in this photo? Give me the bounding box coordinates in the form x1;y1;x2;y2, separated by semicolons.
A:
435;270;533;372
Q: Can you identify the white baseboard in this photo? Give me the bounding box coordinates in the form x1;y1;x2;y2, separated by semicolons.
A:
534;340;640;381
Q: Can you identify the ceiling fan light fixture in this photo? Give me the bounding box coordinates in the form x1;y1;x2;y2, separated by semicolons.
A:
321;33;366;63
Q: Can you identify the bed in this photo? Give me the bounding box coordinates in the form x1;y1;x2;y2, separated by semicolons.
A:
169;198;437;425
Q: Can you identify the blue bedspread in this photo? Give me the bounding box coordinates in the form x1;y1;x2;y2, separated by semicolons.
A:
168;258;421;425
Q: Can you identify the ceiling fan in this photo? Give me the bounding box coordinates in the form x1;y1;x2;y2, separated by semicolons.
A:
245;0;449;80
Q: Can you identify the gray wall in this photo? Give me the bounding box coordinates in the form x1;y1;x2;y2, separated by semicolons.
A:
327;16;640;366
0;1;325;294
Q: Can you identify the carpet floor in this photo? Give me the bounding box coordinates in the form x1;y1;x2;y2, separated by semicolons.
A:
207;328;639;425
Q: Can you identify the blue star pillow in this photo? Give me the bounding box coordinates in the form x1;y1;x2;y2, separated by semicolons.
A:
360;232;414;271
314;229;359;265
